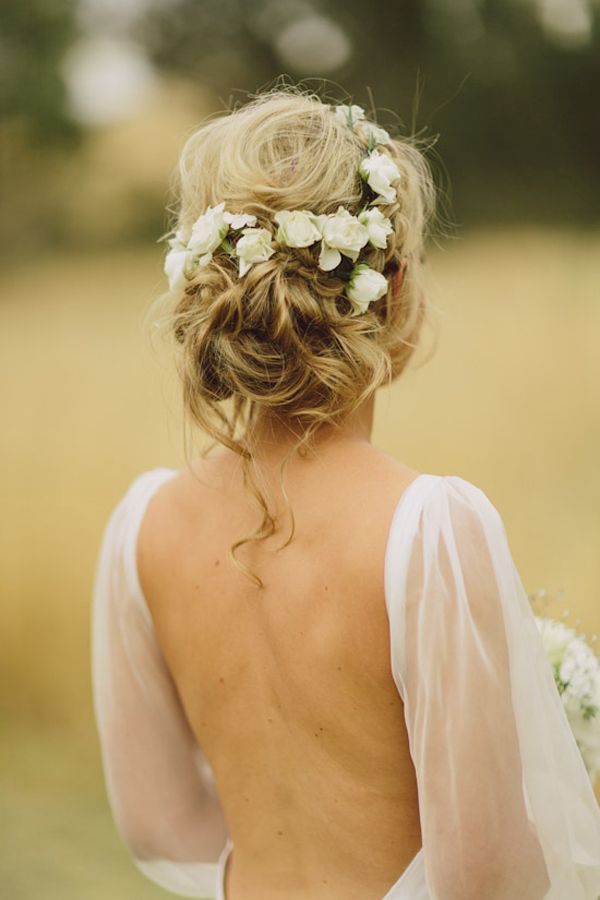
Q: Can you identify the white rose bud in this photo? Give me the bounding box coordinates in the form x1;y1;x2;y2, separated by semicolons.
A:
274;210;321;248
169;226;189;250
235;227;275;276
346;264;388;315
359;150;401;204
164;248;190;292
357;207;393;250
365;125;392;146
223;211;257;230
188;202;229;258
317;206;369;271
334;104;366;127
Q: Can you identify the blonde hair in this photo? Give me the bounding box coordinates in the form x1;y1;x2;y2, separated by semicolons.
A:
154;84;436;585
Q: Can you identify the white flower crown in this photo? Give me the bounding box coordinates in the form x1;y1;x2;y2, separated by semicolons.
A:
164;104;401;317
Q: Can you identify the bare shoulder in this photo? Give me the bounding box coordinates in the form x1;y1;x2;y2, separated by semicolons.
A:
349;443;422;486
134;466;197;604
319;444;424;555
135;453;237;598
138;452;231;532
136;446;423;604
138;446;422;539
314;441;423;502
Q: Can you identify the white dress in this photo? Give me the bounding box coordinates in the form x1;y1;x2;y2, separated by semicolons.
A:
91;467;600;899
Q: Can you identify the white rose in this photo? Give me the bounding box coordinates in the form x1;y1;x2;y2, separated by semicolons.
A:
334;104;365;126
169;226;188;250
235;227;275;276
223;211;257;230
188;202;229;258
357;207;393;249
366;125;392;146
359;150;401;204
164;247;190;292
346;264;388;315
274;210;321;248
316;206;369;271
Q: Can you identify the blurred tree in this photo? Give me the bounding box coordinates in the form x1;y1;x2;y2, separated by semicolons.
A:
140;0;282;102
0;0;87;259
1;0;598;256
141;0;600;223
0;0;81;144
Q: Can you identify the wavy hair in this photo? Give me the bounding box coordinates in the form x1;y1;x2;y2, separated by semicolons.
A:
151;84;437;586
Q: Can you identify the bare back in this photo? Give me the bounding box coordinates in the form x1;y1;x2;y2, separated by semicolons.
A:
137;441;423;899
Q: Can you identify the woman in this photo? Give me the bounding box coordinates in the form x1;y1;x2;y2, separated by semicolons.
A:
91;88;600;899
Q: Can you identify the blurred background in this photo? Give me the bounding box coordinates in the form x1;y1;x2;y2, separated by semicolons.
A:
1;0;599;896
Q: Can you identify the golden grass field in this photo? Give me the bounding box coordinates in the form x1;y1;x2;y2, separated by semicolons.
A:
1;229;599;896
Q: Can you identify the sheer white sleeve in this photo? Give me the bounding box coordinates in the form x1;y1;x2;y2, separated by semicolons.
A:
385;474;600;900
91;468;231;899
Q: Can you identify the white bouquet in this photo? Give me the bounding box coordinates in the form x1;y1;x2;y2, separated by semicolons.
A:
530;590;600;784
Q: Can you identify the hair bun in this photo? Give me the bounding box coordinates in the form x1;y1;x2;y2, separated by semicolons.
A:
158;86;435;583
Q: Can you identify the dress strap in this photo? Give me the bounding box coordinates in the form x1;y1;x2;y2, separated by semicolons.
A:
120;467;179;615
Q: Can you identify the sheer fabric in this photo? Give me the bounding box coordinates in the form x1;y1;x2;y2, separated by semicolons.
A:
91;468;230;897
385;474;600;899
91;467;600;899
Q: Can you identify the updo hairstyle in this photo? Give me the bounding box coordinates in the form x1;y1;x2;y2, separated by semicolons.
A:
156;85;436;584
